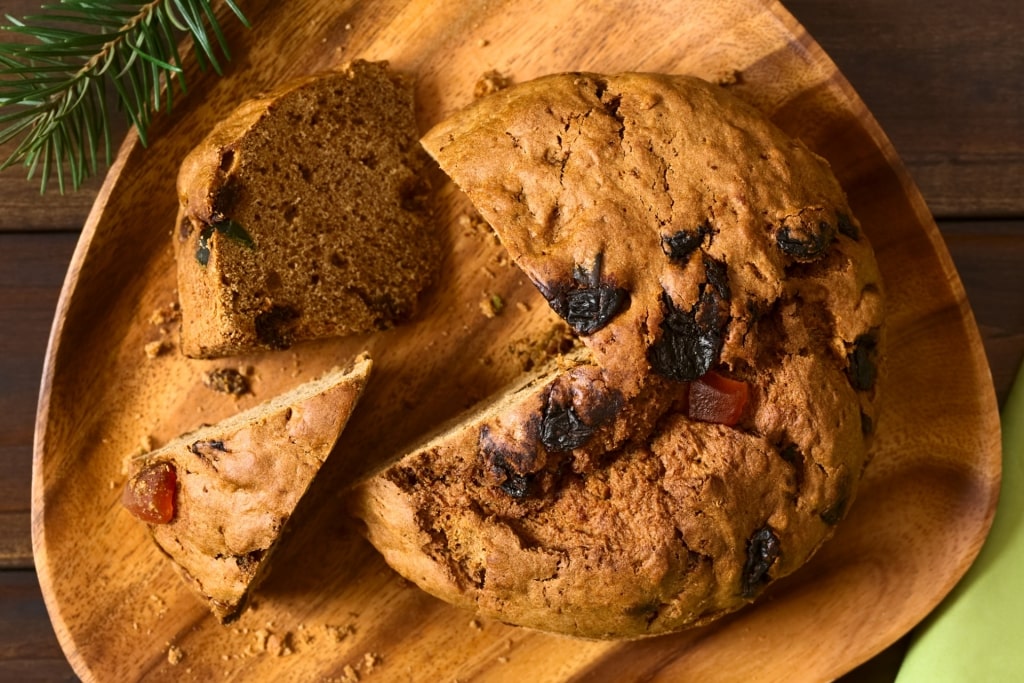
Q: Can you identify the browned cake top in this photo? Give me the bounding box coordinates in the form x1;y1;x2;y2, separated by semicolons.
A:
351;71;886;639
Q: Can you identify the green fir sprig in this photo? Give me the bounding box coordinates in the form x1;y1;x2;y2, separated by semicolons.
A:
0;0;250;193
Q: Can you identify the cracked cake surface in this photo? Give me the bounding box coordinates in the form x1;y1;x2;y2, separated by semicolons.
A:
351;72;885;639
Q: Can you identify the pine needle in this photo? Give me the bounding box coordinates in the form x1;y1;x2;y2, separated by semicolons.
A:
0;0;249;193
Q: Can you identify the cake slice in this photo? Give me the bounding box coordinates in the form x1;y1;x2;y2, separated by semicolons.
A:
175;60;438;358
123;354;372;622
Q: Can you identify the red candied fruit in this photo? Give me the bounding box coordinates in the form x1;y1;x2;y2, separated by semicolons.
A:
122;461;177;524
688;370;750;426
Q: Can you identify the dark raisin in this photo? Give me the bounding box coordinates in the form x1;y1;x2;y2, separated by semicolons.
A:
860;410;874;435
742;527;781;598
254;305;300;349
837;212;860;240
820;472;852;525
820;492;848;525
210;178;240;221
778;443;801;464
847;333;879;391
500;472;530;498
188;440;228;456
203;368;251;396
703;256;730;300
776;219;836;261
479;425;538;499
648;259;730;381
540;395;593;452
540;253;629;335
776;441;806;494
234;548;265;575
196;224;215;266
661;222;711;265
194;218;254;265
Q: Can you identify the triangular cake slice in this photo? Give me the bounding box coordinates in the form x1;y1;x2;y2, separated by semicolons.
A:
123;354;372;622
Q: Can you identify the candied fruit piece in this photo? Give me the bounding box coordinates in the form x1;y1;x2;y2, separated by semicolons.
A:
688;371;749;426
123;461;177;524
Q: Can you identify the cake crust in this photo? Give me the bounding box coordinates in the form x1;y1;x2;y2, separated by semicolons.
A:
351;72;886;639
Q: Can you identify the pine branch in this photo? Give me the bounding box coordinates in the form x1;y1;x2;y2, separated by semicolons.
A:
0;0;250;193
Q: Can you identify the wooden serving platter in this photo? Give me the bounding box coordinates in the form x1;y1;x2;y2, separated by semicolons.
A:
32;0;1001;680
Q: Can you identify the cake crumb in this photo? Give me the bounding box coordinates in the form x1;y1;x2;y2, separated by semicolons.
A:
508;322;577;372
340;664;359;682
253;628;270;652
457;210;490;235
714;68;744;87
167;644;184;665
480;293;504;318
202;367;251;396
324;623;356;643
474;69;512;98
144;340;171;359
478;38;489;47
497;655;510;664
362;652;381;672
149;301;181;327
263;630;294;657
468;618;482;631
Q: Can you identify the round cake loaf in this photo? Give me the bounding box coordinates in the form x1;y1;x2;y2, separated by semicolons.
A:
351;71;885;639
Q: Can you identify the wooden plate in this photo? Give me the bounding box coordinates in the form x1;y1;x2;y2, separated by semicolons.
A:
32;0;1001;680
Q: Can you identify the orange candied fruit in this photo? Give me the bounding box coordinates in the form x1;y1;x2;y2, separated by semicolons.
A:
122;461;177;524
688;370;750;426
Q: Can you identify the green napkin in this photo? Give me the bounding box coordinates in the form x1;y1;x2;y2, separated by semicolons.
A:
896;361;1024;681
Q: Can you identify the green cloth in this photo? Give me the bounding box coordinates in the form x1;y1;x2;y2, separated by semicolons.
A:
896;361;1024;681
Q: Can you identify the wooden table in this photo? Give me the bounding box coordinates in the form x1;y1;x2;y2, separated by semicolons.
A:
1;0;1020;680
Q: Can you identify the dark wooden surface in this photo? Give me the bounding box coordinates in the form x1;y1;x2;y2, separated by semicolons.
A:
1;0;1020;680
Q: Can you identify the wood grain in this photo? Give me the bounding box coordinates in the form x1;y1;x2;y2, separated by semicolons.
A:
2;0;1020;230
21;1;1007;682
943;226;1024;403
0;0;125;231
0;233;78;568
786;0;1024;218
0;571;76;682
